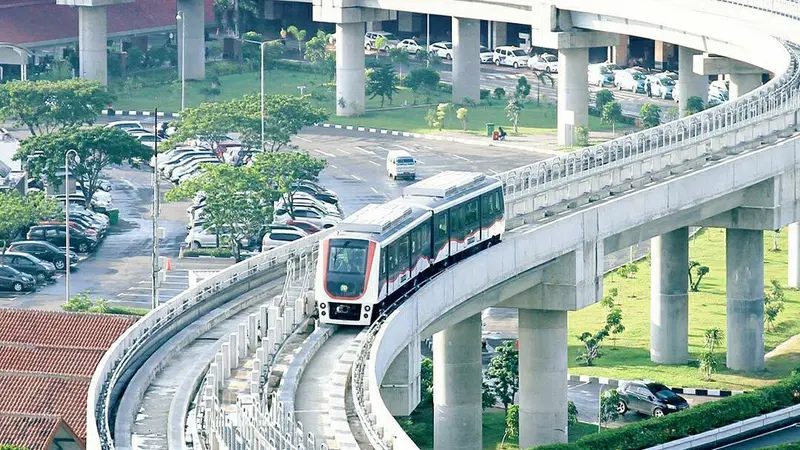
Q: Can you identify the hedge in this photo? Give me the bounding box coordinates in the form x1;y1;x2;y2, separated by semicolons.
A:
536;375;800;450
182;247;234;258
760;444;800;450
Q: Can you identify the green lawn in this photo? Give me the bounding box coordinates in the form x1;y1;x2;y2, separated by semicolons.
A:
568;227;800;390
401;406;596;450
111;65;622;135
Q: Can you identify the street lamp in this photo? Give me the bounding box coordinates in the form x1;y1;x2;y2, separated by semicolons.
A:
426;14;430;68
176;11;186;112
64;149;79;306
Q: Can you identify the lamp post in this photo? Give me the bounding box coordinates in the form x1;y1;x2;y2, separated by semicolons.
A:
426;14;430;68
64;149;79;306
243;38;270;151
176;11;186;112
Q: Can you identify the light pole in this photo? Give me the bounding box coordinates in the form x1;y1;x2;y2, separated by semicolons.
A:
426;14;430;68
152;109;161;309
64;149;79;306
176;11;186;112
243;38;270;151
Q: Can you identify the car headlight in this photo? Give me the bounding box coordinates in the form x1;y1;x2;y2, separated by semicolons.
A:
666;404;677;410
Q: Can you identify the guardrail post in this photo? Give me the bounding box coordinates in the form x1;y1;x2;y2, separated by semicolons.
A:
255;348;264;369
248;313;258;351
238;324;247;356
305;290;315;315
260;305;269;339
215;353;225;387
276;317;286;341
251;369;260;396
229;333;239;368
207;370;217;395
268;305;279;329
294;297;306;323
285;306;295;327
222;343;231;379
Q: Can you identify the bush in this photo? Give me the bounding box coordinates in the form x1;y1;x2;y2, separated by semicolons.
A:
437;82;453;94
182;247;234;258
536;375;800;450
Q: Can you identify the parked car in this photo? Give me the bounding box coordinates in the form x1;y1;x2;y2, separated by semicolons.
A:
493;46;529;68
364;31;399;51
0;252;55;283
163;153;218;178
291;181;339;205
153;146;203;168
137;134;162;151
27;225;98;253
170;157;220;183
159;149;214;173
617;381;689;417
105;121;144;131
528;53;558;72
646;74;675;99
261;227;308;251
588;63;615;87
614;69;646;93
0;265;35;292
276;192;343;217
273;206;340;229
7;241;77;271
97;179;112;192
479;46;493;63
428;41;454;59
397;38;425;54
281;219;321;235
38;221;99;239
185;225;252;249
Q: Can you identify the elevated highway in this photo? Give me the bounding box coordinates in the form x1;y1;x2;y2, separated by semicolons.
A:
87;0;800;449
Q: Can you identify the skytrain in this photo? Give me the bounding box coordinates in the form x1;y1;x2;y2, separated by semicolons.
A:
315;171;505;326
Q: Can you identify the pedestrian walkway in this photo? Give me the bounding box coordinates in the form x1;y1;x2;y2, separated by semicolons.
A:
433;129;619;154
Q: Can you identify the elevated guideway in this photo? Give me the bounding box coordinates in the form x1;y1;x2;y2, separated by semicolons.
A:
89;0;800;449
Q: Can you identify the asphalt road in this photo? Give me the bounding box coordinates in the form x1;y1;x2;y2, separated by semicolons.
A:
719;423;800;449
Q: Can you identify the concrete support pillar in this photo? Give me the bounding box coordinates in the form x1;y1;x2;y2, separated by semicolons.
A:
380;341;422;416
78;6;108;86
557;47;589;146
335;22;366;116
518;309;568;447
729;72;763;100
491;21;507;48
607;35;628;65
398;12;414;33
789;223;800;288
366;21;381;32
678;47;707;117
177;0;206;80
433;314;482;450
650;227;689;364
654;40;669;70
726;228;765;372
452;17;481;104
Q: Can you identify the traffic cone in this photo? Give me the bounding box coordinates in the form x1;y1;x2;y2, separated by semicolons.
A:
166;258;173;271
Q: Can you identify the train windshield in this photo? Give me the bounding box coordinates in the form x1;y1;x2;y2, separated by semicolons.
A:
328;239;369;274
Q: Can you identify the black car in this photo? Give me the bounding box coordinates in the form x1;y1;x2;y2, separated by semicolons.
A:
0;252;56;283
617;381;690;417
0;265;36;292
8;241;78;271
27;225;98;253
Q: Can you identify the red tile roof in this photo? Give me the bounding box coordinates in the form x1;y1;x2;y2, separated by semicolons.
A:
0;309;138;350
0;413;83;450
0;374;89;439
0;0;215;46
0;343;106;379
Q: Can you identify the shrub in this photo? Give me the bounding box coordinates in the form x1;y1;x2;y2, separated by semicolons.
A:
437;82;453;94
182;247;234;258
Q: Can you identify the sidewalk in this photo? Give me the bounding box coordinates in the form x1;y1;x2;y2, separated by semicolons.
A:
432;129;619;155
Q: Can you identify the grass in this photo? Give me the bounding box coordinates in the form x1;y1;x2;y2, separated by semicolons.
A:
401;406;596;449
568;227;800;390
112;65;623;135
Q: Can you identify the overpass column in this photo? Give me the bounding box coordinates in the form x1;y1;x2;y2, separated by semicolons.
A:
335;22;366;116
726;228;765;372
789;223;800;288
491;21;507;47
77;6;109;85
557;47;589;146
678;47;707;117
177;0;206;80
607;35;628;65
518;309;567;448
433;313;482;450
729;72;763;100
650;227;689;364
452;17;481;104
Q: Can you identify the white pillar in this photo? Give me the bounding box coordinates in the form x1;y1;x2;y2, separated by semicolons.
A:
78;6;108;86
433;314;482;450
248;313;257;351
366;21;381;32
557;47;589;146
491;21;507;47
729;72;763;100
789;223;800;288
678;46;707;117
607;35;628;65
518;309;568;448
336;22;366;116
726;228;764;372
650;228;689;364
177;0;206;80
452;17;481;104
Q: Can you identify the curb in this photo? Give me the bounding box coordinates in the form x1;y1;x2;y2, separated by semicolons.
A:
102;109;180;118
566;374;746;397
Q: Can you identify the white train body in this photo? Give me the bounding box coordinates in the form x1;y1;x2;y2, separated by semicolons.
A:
315;171;505;326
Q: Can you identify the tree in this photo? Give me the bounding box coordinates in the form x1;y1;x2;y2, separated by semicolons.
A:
493;87;506;101
432;103;452;131
765;279;787;332
0;79;115;135
700;327;723;381
366;64;400;107
374;35;388;57
505;97;523;134
286;25;307;60
425;108;437;129
568;400;579;425
699;352;719;381
575;126;590;146
420;357;433;405
640;103;662;129
405;68;440;104
166;163;274;261
599;389;621;430
704;327;723;353
595;89;615;111
304;30;330;65
684;96;705;116
456;107;469;131
388;47;410;78
0;444;29;450
515;76;531;99
501;404;519;447
481;380;497;409
576;327;609;366
163;100;240;151
688;260;710;291
0;191;59;251
16;126;149;206
605;307;625;349
599;288;619;309
530;70;554;106
485;341;519;412
250;151;326;219
601;101;623;136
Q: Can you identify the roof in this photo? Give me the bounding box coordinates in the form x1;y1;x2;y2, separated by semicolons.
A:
0;374;88;439
338;202;417;234
0;413;83;450
0;343;107;379
403;171;488;198
0;309;138;350
0;0;215;47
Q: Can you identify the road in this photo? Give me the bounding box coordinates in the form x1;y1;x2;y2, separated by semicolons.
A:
719;423;800;449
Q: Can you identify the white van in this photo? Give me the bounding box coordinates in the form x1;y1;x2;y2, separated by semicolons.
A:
386;150;416;180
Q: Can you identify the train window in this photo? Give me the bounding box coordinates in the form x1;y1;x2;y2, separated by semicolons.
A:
465;198;479;228
397;235;410;273
328;239;369;274
411;220;432;261
450;205;464;240
496;189;505;215
434;213;448;251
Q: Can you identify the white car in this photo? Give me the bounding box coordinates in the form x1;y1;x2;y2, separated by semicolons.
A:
493;46;529;68
155;146;206;168
397;38;425;54
479;46;493;63
170;158;219;183
364;31;399;51
261;227;308;251
185;225;251;249
105;121;143;131
528;53;558;73
137;134;163;150
276;192;342;217
429;42;454;60
273;206;340;229
161;152;216;177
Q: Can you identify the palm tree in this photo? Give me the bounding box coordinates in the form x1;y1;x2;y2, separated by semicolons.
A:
286;25;307;60
374;35;388;60
531;69;555;106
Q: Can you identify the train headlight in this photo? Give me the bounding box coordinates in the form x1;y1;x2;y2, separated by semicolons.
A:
340;284;349;293
321;311;326;316
320;303;326;309
364;305;371;312
364;314;369;319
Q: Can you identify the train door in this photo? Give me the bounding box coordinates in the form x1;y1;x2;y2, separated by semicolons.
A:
481;188;504;240
449;205;465;255
433;212;449;263
410;219;432;277
463;197;480;249
378;250;387;301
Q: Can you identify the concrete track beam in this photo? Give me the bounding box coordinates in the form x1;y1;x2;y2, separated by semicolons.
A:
693;54;763;76
380;341;421;416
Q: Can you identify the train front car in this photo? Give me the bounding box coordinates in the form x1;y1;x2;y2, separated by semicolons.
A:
316;234;379;326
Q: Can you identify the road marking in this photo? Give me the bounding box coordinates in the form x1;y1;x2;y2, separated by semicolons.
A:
415;159;425;164
117;292;150;298
453;154;472;162
128;286;185;292
368;160;381;167
354;146;375;155
336;148;351;155
314;149;337;158
329;164;338;169
394;144;416;153
569;381;591;390
488;168;498;175
374;145;390;152
294;135;312;143
370;187;379;194
351;174;365;182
